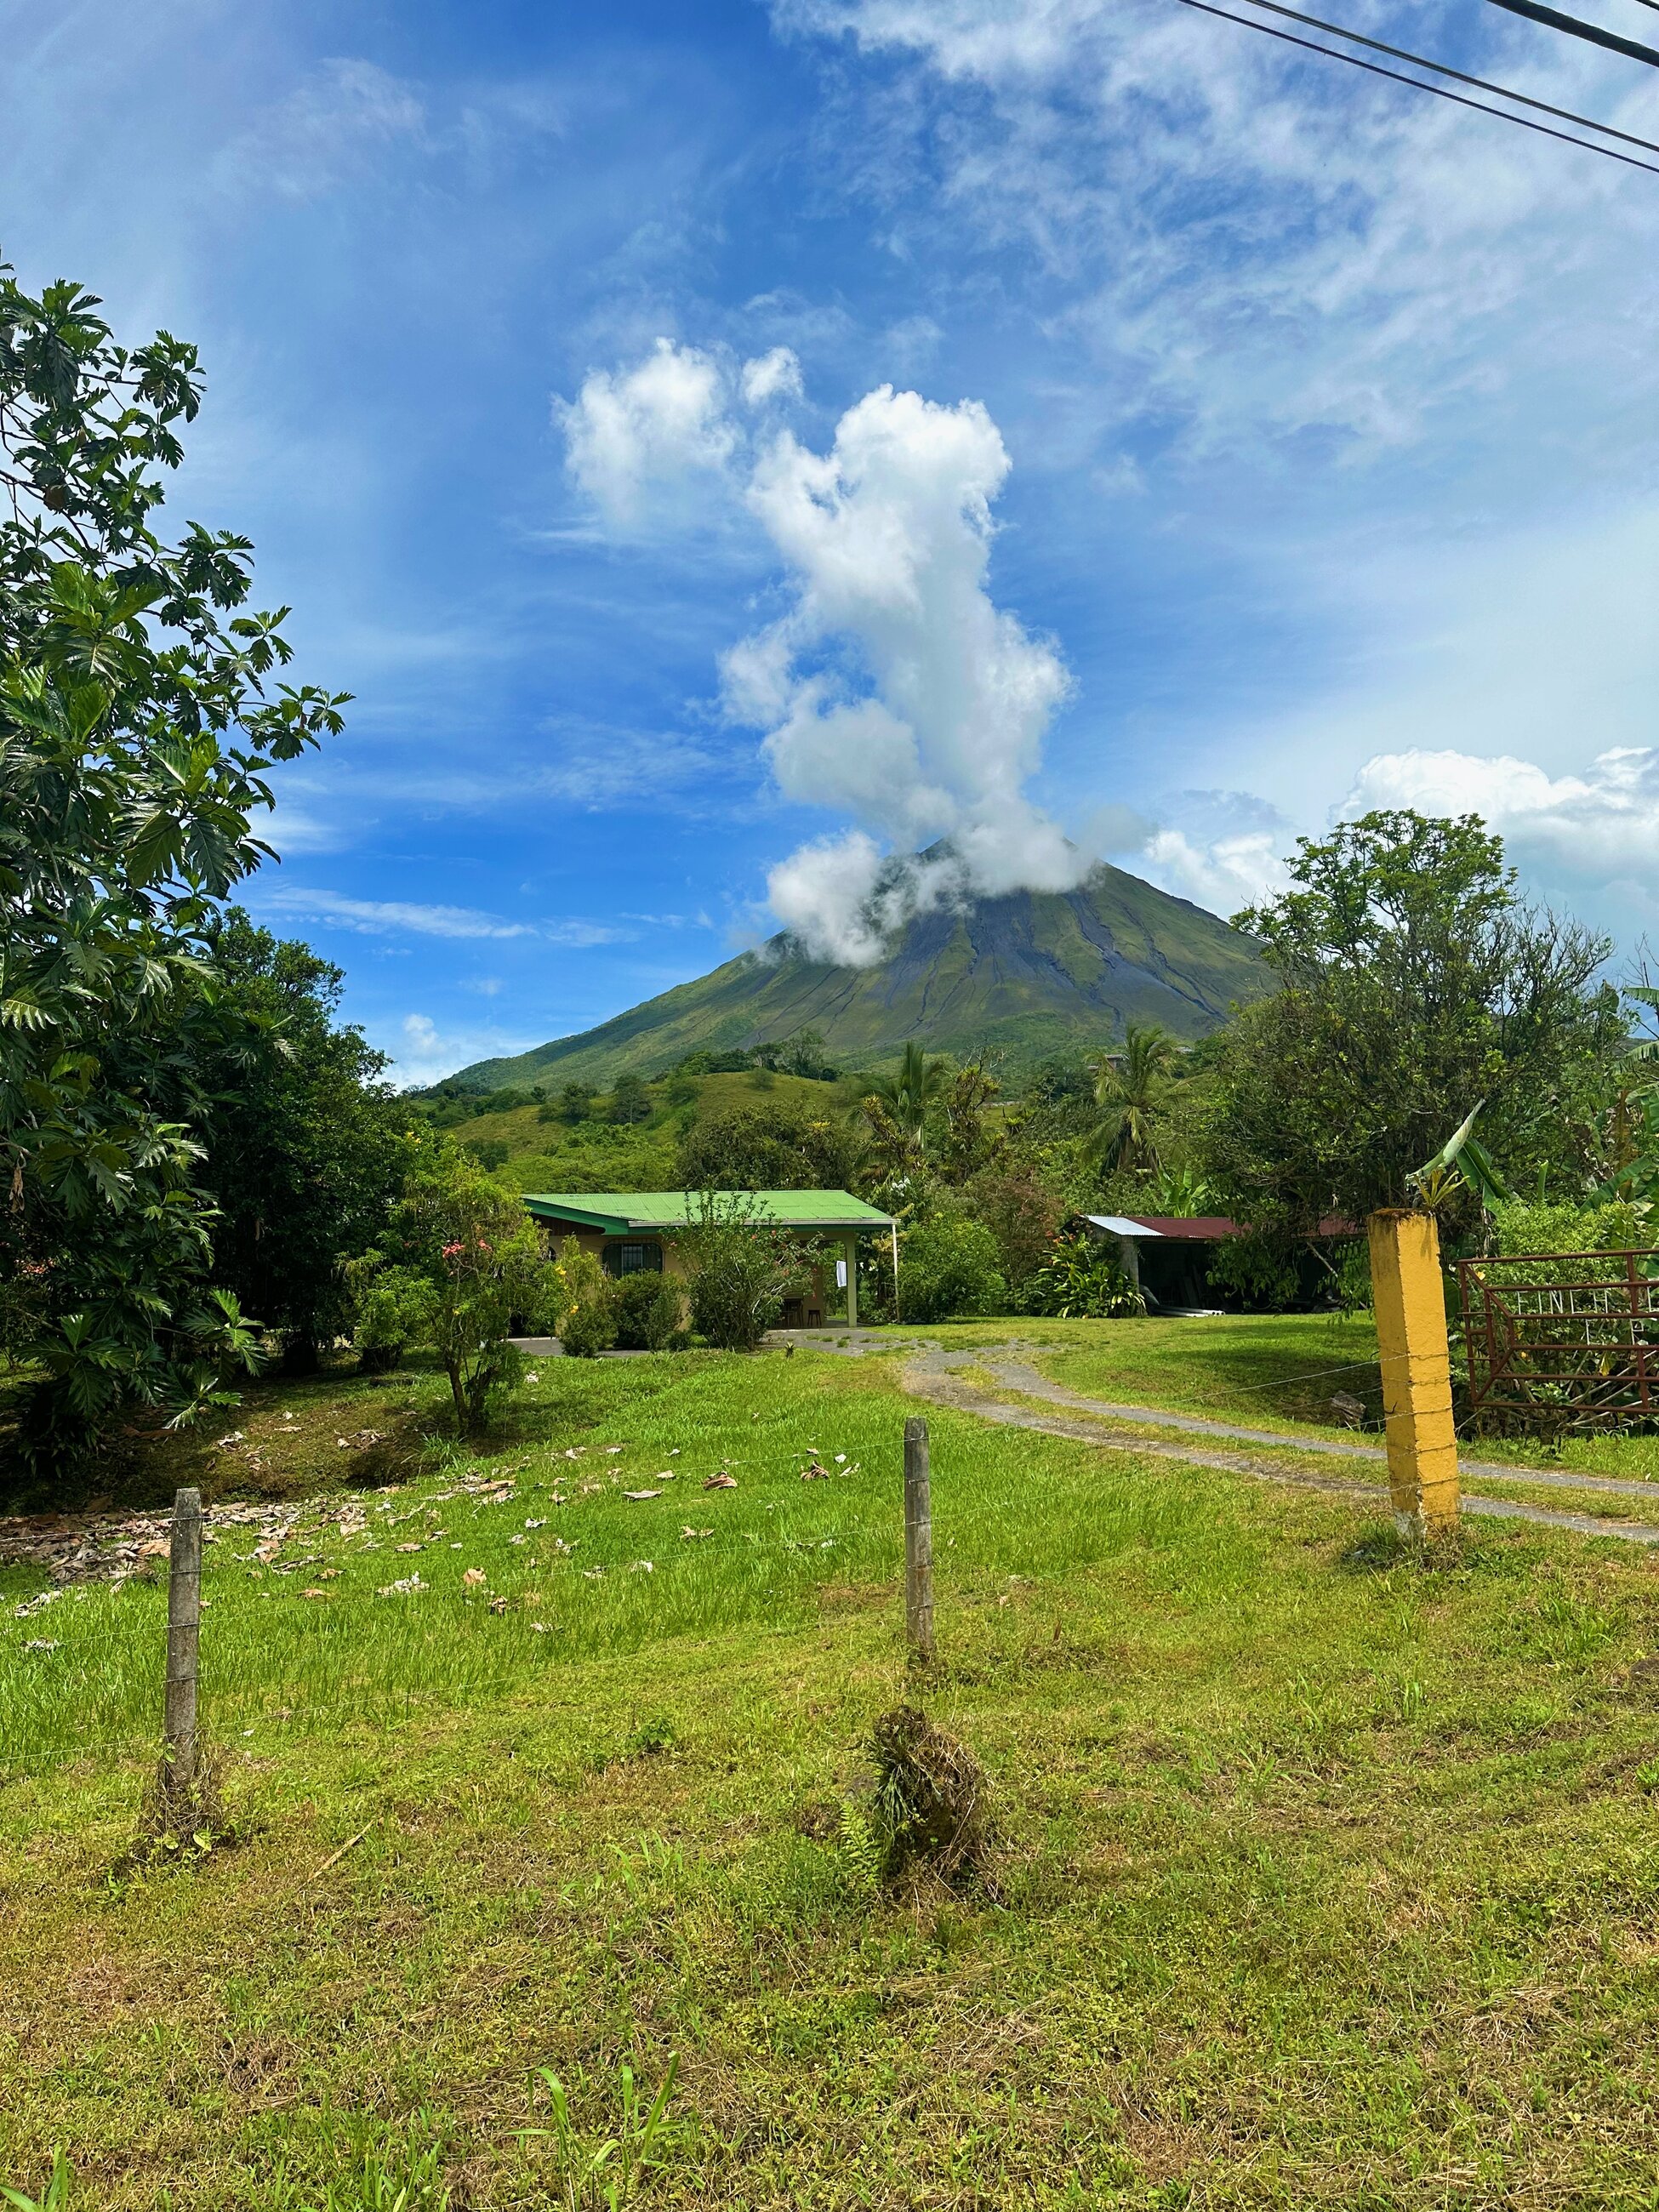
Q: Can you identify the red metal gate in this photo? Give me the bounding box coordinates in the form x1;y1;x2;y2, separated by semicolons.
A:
1457;1250;1659;1434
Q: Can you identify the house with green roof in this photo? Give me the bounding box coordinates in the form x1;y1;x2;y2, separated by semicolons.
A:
522;1189;896;1329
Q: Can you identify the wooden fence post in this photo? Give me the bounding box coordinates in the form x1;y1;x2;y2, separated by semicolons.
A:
904;1417;935;1666
1367;1211;1461;1537
162;1485;202;1796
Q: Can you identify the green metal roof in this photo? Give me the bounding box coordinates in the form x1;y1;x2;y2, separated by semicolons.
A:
522;1189;895;1234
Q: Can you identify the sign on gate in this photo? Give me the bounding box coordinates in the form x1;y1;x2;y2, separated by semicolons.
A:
1457;1249;1659;1434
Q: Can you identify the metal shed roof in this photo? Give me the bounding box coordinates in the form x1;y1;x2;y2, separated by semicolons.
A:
523;1189;896;1236
1085;1212;1354;1241
1085;1213;1244;1241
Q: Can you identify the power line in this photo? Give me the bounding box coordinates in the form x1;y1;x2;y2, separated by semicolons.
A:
1483;0;1659;68
1174;0;1659;174
1242;0;1659;153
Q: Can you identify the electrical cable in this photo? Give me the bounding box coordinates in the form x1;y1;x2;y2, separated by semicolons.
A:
1483;0;1659;68
1237;0;1659;152
1174;0;1659;171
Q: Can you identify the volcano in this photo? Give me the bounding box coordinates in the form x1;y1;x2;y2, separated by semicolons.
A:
449;860;1268;1091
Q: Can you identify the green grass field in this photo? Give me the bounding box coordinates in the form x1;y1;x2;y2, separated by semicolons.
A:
9;1328;1659;2208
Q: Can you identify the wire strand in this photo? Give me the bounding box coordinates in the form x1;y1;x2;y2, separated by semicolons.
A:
1236;0;1659;152
1483;0;1659;68
1174;0;1659;172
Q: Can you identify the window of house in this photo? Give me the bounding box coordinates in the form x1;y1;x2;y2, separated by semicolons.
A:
605;1240;664;1276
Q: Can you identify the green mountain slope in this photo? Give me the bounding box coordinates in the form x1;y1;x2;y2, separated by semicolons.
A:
452;863;1268;1092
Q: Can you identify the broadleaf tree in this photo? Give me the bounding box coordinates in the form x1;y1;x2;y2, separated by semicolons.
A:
1203;812;1620;1240
0;264;348;1474
191;911;414;1371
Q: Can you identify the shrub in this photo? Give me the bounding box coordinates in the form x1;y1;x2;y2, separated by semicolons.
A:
681;1191;807;1350
778;1028;839;1080
614;1270;685;1350
1206;1231;1301;1311
363;1145;548;1433
1143;1161;1214;1216
898;1211;1007;1322
550;1239;619;1358
1019;1234;1143;1319
1490;1196;1645;1258
347;1258;439;1374
1330;1240;1373;1316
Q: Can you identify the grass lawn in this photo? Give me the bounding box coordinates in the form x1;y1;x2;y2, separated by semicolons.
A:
1030;1313;1385;1434
9;1337;1659;2207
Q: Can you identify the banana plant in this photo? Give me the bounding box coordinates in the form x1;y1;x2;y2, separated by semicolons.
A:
1624;983;1659;1062
1406;1102;1511;1216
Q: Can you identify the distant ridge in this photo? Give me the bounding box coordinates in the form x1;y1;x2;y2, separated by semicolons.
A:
449;861;1269;1092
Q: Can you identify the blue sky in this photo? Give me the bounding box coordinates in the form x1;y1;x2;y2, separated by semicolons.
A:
7;0;1659;1080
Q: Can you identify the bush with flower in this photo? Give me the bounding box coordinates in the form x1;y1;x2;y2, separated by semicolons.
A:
550;1237;619;1357
352;1140;548;1433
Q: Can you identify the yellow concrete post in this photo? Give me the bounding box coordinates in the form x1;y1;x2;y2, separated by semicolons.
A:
1367;1209;1460;1536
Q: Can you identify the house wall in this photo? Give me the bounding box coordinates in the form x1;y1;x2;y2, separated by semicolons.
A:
533;1219;830;1325
533;1223;690;1277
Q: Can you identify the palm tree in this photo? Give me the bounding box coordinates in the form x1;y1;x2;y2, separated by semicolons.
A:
864;1041;947;1143
1087;1024;1179;1174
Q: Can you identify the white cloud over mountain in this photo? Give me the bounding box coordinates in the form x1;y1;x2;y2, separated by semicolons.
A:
764;0;1659;948
391;1012;534;1089
738;384;1080;961
562;348;1081;962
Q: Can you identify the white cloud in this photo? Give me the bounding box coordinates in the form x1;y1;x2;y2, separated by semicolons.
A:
1109;744;1659;937
562;342;1084;963
220;58;426;201
1343;746;1659;911
766;830;984;963
389;1012;532;1088
534;723;728;808
732;383;1080;959
774;0;1659;469
1137;826;1288;917
259;887;535;938
556;338;738;528
775;0;1099;78
262;796;350;858
257;887;634;944
1095;788;1292;916
544;919;635;947
1125;502;1659;941
740;345;804;407
767;830;895;964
